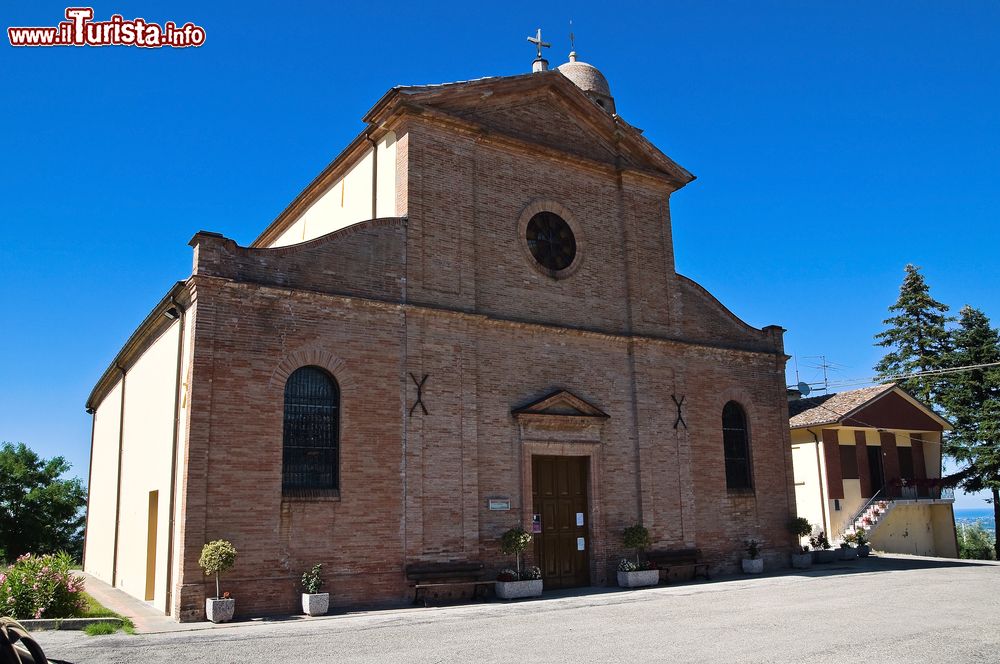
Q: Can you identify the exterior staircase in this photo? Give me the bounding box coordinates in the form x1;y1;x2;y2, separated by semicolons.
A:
845;498;894;539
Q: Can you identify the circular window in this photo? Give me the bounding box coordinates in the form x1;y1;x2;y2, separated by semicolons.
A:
525;212;576;272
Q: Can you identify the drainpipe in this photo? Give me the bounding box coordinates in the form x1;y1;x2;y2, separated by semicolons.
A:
164;299;186;617
808;428;828;535
111;364;126;587
81;407;97;571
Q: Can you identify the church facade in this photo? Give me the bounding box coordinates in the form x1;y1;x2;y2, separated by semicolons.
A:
83;50;796;621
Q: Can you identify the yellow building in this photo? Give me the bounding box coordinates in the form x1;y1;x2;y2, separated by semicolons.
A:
789;383;958;557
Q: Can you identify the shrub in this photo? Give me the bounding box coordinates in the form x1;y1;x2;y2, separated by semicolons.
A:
957;522;996;561
622;524;651;565
499;526;533;575
744;538;762;559
301;564;324;594
198;540;237;599
0;552;84;620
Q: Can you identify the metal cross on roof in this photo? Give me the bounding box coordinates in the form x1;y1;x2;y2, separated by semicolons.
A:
527;28;551;59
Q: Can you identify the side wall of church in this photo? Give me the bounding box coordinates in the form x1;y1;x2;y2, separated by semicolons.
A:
83;320;184;614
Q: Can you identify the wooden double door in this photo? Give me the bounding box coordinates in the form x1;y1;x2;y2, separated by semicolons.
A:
532;455;591;589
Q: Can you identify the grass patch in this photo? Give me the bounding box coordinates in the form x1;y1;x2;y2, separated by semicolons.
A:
83;622;118;636
74;592;136;635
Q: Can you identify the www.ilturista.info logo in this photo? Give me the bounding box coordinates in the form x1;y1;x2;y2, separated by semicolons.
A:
8;7;206;48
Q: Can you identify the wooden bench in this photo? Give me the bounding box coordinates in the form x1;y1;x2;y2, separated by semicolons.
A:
647;548;710;582
405;561;495;606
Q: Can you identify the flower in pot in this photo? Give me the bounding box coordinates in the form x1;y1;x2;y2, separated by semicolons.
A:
199;539;237;623
496;526;543;599
741;538;764;574
617;524;659;588
300;563;329;616
809;532;837;563
787;517;813;569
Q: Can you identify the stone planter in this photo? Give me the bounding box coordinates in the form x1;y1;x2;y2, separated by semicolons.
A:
617;569;660;588
857;544;871;558
302;592;330;616
839;546;858;560
205;597;235;623
495;579;543;600
812;549;839;564
790;552;813;569
741;558;764;574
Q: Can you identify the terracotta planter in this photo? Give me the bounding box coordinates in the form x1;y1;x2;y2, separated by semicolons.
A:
495;579;543;599
839;546;858;560
205;597;235;623
741;558;764;574
813;549;838;563
790;552;813;569
617;569;660;588
302;592;330;616
857;545;871;558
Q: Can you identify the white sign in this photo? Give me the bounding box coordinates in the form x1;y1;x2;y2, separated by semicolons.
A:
577;537;585;551
487;498;511;511
576;512;584;526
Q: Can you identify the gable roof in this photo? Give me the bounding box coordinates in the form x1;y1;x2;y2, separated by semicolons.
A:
369;71;694;183
789;383;951;431
511;389;609;419
253;69;694;248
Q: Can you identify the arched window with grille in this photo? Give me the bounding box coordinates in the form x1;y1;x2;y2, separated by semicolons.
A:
722;401;752;490
282;366;339;495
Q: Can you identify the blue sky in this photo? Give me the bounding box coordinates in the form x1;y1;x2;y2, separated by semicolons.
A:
1;1;997;508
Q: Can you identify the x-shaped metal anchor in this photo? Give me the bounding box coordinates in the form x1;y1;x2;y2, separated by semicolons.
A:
672;394;687;429
409;373;429;416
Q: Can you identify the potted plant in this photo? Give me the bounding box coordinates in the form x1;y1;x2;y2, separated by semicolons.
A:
854;528;871;557
839;539;858;560
741;538;764;574
495;526;543;599
809;532;837;563
199;539;237;623
300;563;329;616
787;517;813;569
617;524;659;588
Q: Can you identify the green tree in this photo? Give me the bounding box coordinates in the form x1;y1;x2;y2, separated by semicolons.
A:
940;306;1000;559
956;522;996;561
874;264;951;404
0;443;87;561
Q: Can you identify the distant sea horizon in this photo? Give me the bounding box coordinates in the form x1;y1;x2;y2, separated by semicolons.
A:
955;507;996;535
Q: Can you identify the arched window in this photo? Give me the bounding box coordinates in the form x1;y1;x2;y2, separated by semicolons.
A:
283;366;339;494
722;401;752;490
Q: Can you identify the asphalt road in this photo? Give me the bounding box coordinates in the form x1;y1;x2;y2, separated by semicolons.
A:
34;556;1000;663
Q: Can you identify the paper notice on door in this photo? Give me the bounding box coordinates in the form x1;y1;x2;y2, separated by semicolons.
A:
577;537;585;551
576;512;584;526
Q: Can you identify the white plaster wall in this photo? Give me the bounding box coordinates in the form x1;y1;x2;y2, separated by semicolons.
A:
269;147;378;248
116;322;180;612
790;432;825;535
375;131;397;218
871;503;955;557
83;381;123;584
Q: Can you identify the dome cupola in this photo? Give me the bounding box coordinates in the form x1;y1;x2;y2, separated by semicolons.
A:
557;51;615;114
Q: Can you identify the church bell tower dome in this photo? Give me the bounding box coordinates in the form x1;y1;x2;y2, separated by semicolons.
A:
557;52;615;114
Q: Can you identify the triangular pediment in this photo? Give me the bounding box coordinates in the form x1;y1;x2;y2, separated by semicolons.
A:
512;390;609;419
367;71;693;184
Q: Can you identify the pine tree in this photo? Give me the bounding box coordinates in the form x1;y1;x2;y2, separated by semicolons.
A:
940;306;1000;559
874;264;951;404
